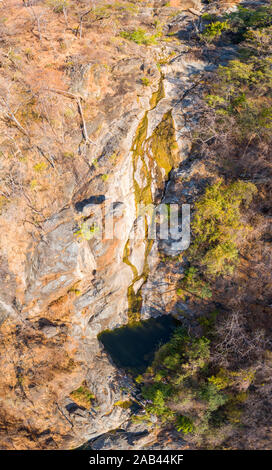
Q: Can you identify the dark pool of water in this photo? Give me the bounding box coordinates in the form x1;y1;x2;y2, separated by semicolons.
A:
98;315;179;375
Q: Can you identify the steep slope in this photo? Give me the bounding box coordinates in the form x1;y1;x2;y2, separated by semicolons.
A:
0;0;204;449
0;0;271;451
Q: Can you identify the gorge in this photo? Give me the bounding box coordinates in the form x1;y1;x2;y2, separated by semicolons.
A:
0;0;271;451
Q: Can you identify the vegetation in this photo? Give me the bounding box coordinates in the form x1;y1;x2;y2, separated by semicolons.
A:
189;180;257;276
120;28;159;45
201;5;272;44
227;5;272;40
163;3;272;448
141;77;150;86
33;162;48;173
201;20;230;41
177;266;212;300
180;2;271;308
0;0;271;451
203;53;272;142
46;0;69;13
75;221;100;240
70;383;95;409
138;327;252;446
135;2;272;449
114;399;132;409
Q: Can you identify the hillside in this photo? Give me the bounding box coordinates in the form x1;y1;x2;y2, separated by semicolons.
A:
0;0;271;450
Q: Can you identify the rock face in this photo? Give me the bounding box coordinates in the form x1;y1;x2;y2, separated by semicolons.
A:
0;0;233;450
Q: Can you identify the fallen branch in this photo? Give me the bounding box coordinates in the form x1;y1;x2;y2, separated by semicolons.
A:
77;98;90;143
1;98;30;137
0;190;10;199
46;88;96;145
46;87;85;102
36;145;56;170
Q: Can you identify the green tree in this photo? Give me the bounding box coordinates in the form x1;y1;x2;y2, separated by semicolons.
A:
189;180;257;276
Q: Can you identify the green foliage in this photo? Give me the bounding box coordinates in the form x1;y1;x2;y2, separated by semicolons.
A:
142;382;174;421
226;5;272;41
30;179;38;190
208;368;255;391
201;13;217;22
218;58;272;92
138;324;254;443
93;2;139;18
209;371;235;391
242;26;272;58
47;0;69;12
8;49;22;64
135;374;143;384
75;221;99;240
175;415;194;434
114;399;132;409
25;48;34;60
189;179;257;276
207;53;272;138
200;4;272;142
198;310;218;336
201;20;230;41
68;282;81;296
177;266;212;299
140;328;211;427
63;151;74;158
199;383;228;412
205;94;226;107
70;383;95;409
196;3;272;232
120;28;159;45
153;2;270;447
200;4;272;47
33;162;48;172
141;77;150;86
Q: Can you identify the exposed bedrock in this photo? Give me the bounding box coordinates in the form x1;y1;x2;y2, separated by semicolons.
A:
0;3;237;449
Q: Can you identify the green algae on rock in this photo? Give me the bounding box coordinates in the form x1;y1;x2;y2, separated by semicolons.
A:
149;75;165;110
123;79;179;323
151;110;179;180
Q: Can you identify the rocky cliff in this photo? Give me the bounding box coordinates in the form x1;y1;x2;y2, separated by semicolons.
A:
0;0;251;450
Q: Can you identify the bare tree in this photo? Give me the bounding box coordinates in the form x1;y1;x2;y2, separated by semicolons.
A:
0;96;30;138
23;1;46;41
213;310;267;367
75;1;97;39
45;87;96;145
